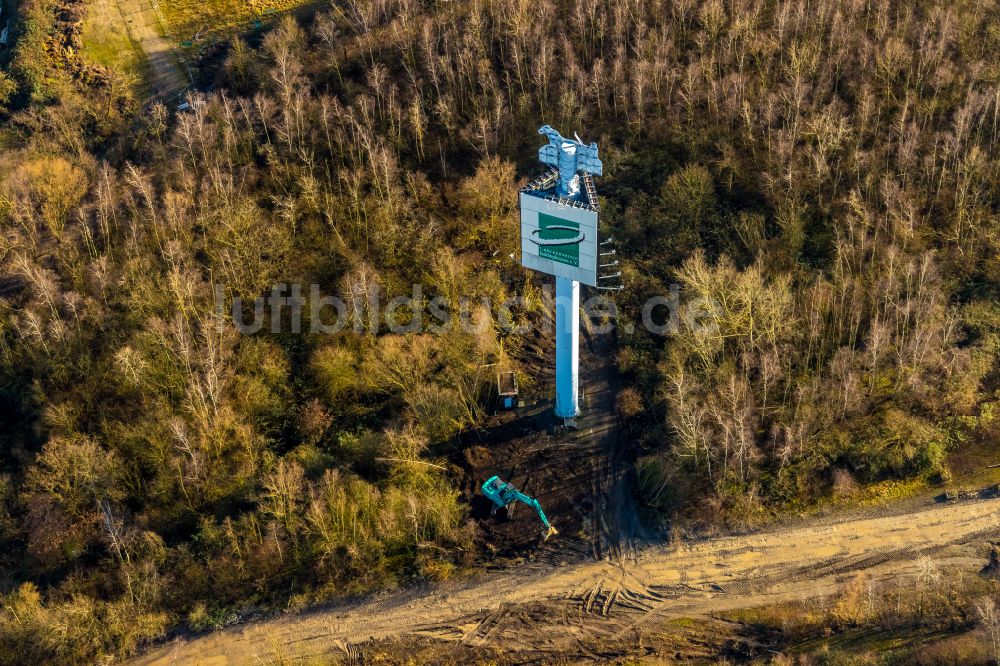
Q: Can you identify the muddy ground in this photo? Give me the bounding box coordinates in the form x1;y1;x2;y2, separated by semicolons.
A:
450;316;645;565
130;304;1000;665
132;489;1000;665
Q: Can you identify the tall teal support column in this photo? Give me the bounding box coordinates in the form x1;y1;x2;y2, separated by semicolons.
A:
524;126;602;420
548;128;584;418
554;276;580;417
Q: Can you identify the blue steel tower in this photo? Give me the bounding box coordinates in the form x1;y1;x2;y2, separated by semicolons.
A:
520;126;603;419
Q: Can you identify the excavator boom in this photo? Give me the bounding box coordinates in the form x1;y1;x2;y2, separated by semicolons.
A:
481;476;558;540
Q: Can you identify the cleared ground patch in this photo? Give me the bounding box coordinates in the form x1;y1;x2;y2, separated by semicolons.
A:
129;493;1000;664
159;0;303;55
78;0;305;100
82;0;190;99
81;0;147;80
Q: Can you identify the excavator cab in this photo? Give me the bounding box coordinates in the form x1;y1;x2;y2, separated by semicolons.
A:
481;475;558;540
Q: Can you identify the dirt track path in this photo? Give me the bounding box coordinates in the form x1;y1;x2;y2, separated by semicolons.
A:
133;496;1000;664
113;0;189;98
579;325;646;562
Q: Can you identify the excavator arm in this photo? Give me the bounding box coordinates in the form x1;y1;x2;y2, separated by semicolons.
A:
515;492;556;538
481;476;558;540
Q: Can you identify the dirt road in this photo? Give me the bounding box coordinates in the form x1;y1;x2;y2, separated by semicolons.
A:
133;495;1000;664
112;0;190;99
131;313;1000;664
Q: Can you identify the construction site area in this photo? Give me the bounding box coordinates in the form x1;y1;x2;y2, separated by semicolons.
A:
4;0;1000;661
131;321;1000;664
125;109;1000;666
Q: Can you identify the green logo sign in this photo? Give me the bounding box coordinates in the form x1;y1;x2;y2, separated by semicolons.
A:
531;213;585;267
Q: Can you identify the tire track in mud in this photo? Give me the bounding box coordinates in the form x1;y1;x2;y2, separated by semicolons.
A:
132;496;1000;664
576;325;646;564
131;322;1000;664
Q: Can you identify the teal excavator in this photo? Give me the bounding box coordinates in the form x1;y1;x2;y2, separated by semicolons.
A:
481;475;558;540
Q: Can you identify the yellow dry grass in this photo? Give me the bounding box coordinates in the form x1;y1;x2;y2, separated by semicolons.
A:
159;0;309;48
81;0;147;79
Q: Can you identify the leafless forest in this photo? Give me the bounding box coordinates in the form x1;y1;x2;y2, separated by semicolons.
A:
1;0;999;662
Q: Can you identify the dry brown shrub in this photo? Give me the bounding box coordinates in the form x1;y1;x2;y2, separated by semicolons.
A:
912;631;990;666
831;468;859;499
832;573;874;627
616;387;644;418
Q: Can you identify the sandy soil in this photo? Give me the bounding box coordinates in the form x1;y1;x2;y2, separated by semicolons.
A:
131;482;1000;664
128;316;1000;664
